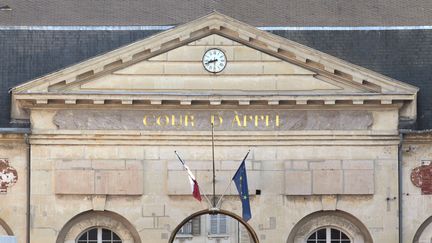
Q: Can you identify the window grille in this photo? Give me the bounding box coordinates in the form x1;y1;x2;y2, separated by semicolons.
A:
76;228;121;243
210;214;228;235
307;228;350;243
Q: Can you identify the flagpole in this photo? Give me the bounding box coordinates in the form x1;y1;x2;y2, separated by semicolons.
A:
211;123;216;208
215;180;233;208
174;151;213;207
215;150;251;208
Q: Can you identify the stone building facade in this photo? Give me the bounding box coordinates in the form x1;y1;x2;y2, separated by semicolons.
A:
0;13;431;243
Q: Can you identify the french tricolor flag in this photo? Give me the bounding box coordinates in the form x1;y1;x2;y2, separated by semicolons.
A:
175;151;202;202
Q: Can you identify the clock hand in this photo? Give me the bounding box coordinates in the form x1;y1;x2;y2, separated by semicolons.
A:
205;59;218;65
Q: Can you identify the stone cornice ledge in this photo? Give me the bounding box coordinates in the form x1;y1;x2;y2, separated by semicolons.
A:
28;131;400;146
14;93;414;107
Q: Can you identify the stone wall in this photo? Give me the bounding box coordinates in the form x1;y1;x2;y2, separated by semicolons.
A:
401;134;432;243
0;134;27;243
25;105;401;243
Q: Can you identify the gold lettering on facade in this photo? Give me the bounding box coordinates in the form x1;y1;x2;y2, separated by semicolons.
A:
143;115;155;126
189;115;195;127
241;115;271;127
143;112;281;129
157;115;170;126
243;115;253;127
255;115;269;127
211;115;223;127
232;114;243;127
183;115;195;127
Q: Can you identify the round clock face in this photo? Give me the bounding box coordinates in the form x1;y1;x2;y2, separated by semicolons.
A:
202;48;227;73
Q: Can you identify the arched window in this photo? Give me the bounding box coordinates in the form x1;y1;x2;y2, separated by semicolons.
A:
306;228;350;243
76;228;122;243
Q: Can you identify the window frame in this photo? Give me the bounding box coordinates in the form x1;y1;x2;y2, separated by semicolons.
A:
76;227;122;243
208;214;229;237
177;220;193;235
306;227;351;243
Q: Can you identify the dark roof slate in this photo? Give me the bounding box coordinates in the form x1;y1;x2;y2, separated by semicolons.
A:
1;29;431;129
1;0;432;26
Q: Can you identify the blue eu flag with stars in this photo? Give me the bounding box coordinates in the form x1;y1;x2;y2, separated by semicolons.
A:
232;152;251;221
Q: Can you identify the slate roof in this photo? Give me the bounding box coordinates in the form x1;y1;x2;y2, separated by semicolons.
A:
0;0;432;26
1;29;431;129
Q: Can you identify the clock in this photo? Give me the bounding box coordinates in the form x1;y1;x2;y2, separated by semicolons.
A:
202;48;227;73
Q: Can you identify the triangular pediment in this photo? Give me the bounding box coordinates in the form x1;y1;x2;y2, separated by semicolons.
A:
66;34;363;94
11;12;418;120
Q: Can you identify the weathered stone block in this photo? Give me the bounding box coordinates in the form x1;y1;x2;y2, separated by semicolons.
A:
92;195;107;211
253;147;276;160
31;145;51;159
118;146;145;159
167;170;192;195
143;147;159;160
285;171;312;195
342;160;374;170
252;161;261;170
134;217;155;229
115;62;164;75
85;146;118;160
194;35;214;45
262;61;313;75
32;158;54;170
321;195;337;210
142;160;164;172
260;160;284;171
54;170;94;194
142;204;165;217
312;170;343;194
55;159;91;169
343;170;374;194
166;46;206;61
260;171;283;195
164;63;207;75
143;171;166;195
160;147;211;160
261;52;279;61
309;160;341;170
213;34;238;45
92;160;125;170
233;46;261;61
50;146;85;159
220;160;252;170
32;170;53;195
126;160;144;170
148;53;167;61
167;160;213;171
198;170;233;195
95;170;143;195
277;146;389;160
292;160;309;170
31;228;57;243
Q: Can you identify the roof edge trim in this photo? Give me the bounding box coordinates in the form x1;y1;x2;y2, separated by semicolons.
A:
2;25;432;31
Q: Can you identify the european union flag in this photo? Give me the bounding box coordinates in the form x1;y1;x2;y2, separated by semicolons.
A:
232;152;251;221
